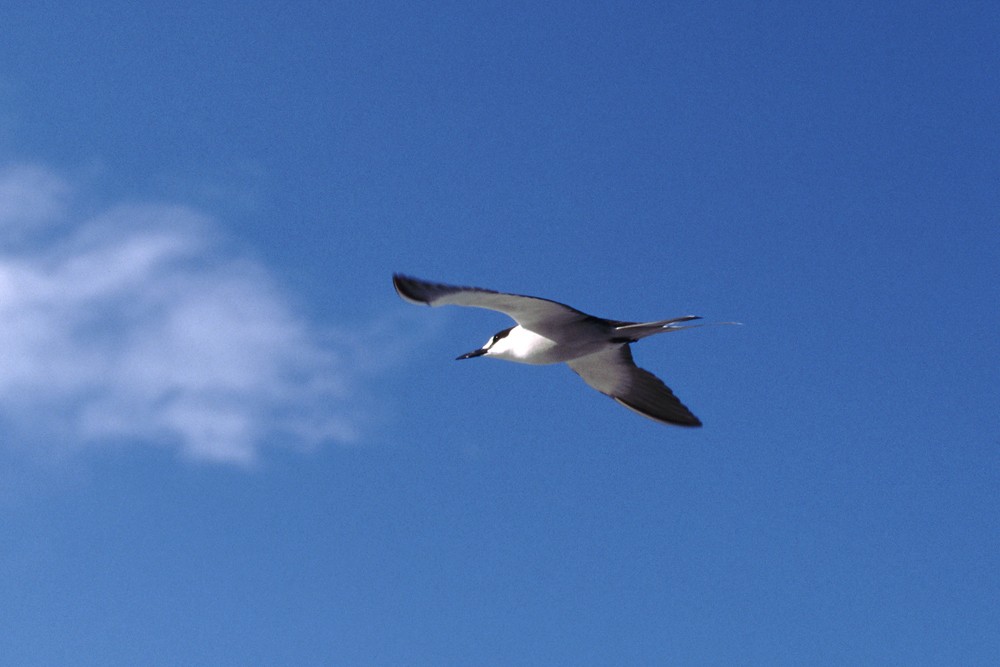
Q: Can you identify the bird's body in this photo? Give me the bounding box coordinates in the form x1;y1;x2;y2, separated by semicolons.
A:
484;324;607;364
393;273;729;427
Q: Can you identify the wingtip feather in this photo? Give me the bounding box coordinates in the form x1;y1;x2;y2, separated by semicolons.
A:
612;397;703;427
392;273;431;305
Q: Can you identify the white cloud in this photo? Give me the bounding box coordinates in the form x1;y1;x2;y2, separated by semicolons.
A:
0;164;71;234
0;164;363;465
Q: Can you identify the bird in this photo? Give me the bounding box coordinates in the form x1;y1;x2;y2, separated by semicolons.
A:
393;273;733;427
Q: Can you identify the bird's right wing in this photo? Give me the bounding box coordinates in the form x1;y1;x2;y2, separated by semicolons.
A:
393;274;599;338
567;345;702;427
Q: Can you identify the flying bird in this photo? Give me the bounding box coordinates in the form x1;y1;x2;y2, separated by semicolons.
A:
394;274;733;427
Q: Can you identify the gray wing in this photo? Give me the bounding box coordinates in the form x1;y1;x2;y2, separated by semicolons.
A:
393;274;600;338
567;345;702;427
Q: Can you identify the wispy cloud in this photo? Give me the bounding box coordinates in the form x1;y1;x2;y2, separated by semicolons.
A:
0;164;364;465
0;164;72;234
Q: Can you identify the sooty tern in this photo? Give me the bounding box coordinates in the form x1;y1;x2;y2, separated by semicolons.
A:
393;274;734;427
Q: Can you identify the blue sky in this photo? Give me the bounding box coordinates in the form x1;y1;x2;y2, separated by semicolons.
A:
1;2;998;665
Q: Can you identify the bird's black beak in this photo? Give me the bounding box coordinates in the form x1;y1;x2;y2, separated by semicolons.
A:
456;348;487;360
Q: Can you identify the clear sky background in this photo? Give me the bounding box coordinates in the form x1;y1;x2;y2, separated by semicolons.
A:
1;2;998;665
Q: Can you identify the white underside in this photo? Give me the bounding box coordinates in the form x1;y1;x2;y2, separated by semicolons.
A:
486;325;611;365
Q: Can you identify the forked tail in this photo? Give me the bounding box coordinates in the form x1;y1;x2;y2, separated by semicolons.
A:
613;316;741;341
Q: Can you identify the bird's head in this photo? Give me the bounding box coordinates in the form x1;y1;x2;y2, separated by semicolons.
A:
456;326;515;360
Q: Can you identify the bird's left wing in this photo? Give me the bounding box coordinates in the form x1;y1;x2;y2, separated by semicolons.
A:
393;274;599;337
567;345;702;427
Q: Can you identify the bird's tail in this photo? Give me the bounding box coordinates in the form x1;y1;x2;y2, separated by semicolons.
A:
613;316;741;341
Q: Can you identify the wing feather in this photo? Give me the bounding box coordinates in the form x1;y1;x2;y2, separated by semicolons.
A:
568;346;702;427
393;274;600;338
